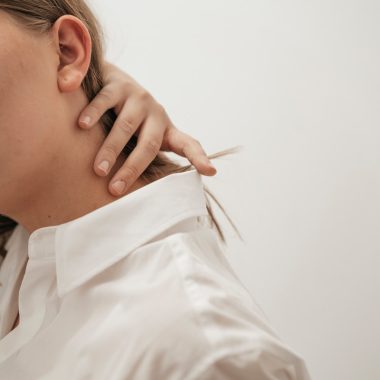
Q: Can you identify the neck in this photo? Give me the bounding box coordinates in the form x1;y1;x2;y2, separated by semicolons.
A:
13;117;146;235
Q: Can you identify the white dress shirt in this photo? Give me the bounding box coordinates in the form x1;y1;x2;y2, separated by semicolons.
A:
0;170;311;380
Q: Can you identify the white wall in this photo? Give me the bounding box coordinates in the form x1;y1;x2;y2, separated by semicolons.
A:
90;1;380;379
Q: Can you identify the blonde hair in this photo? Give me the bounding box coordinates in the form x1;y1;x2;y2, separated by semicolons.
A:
0;0;242;260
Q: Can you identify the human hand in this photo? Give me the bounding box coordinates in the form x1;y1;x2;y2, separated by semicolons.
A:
78;62;216;196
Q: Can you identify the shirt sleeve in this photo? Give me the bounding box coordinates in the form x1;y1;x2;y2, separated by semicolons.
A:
192;343;312;380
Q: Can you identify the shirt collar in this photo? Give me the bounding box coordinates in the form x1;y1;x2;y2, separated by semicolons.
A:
20;169;208;297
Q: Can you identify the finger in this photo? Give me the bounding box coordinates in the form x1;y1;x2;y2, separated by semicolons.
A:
78;86;119;129
163;126;217;176
93;97;148;177
108;119;164;196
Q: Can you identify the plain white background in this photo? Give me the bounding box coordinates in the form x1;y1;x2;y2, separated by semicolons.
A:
90;1;379;379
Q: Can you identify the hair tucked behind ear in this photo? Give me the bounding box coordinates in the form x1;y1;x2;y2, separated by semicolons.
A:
0;0;243;260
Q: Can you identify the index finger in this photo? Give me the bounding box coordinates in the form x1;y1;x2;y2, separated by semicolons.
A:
78;86;119;128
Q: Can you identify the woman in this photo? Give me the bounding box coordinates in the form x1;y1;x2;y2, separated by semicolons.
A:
0;1;311;379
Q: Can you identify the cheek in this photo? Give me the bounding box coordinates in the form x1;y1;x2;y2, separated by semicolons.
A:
0;18;62;196
0;74;45;159
0;39;58;161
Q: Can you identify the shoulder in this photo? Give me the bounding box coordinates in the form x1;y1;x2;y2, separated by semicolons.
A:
120;226;282;349
79;228;311;379
140;229;312;380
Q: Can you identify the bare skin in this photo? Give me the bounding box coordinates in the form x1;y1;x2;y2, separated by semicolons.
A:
0;11;219;333
0;13;147;234
0;12;218;332
79;62;217;197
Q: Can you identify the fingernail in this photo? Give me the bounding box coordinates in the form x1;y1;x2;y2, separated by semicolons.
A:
208;161;217;171
111;180;126;194
204;158;214;167
98;160;110;174
80;116;91;127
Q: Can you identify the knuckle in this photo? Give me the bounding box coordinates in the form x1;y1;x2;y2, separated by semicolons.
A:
144;139;160;155
86;103;101;118
165;125;177;140
97;89;113;104
118;117;135;135
190;137;201;147
124;164;139;179
192;138;204;151
101;144;118;160
138;89;152;102
182;139;198;157
156;103;166;116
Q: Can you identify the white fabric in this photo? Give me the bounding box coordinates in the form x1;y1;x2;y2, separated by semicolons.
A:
0;170;311;379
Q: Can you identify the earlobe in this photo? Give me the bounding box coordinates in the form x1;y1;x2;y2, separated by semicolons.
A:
58;68;85;92
53;15;92;93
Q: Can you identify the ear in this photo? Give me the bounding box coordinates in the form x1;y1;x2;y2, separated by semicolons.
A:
51;15;92;93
